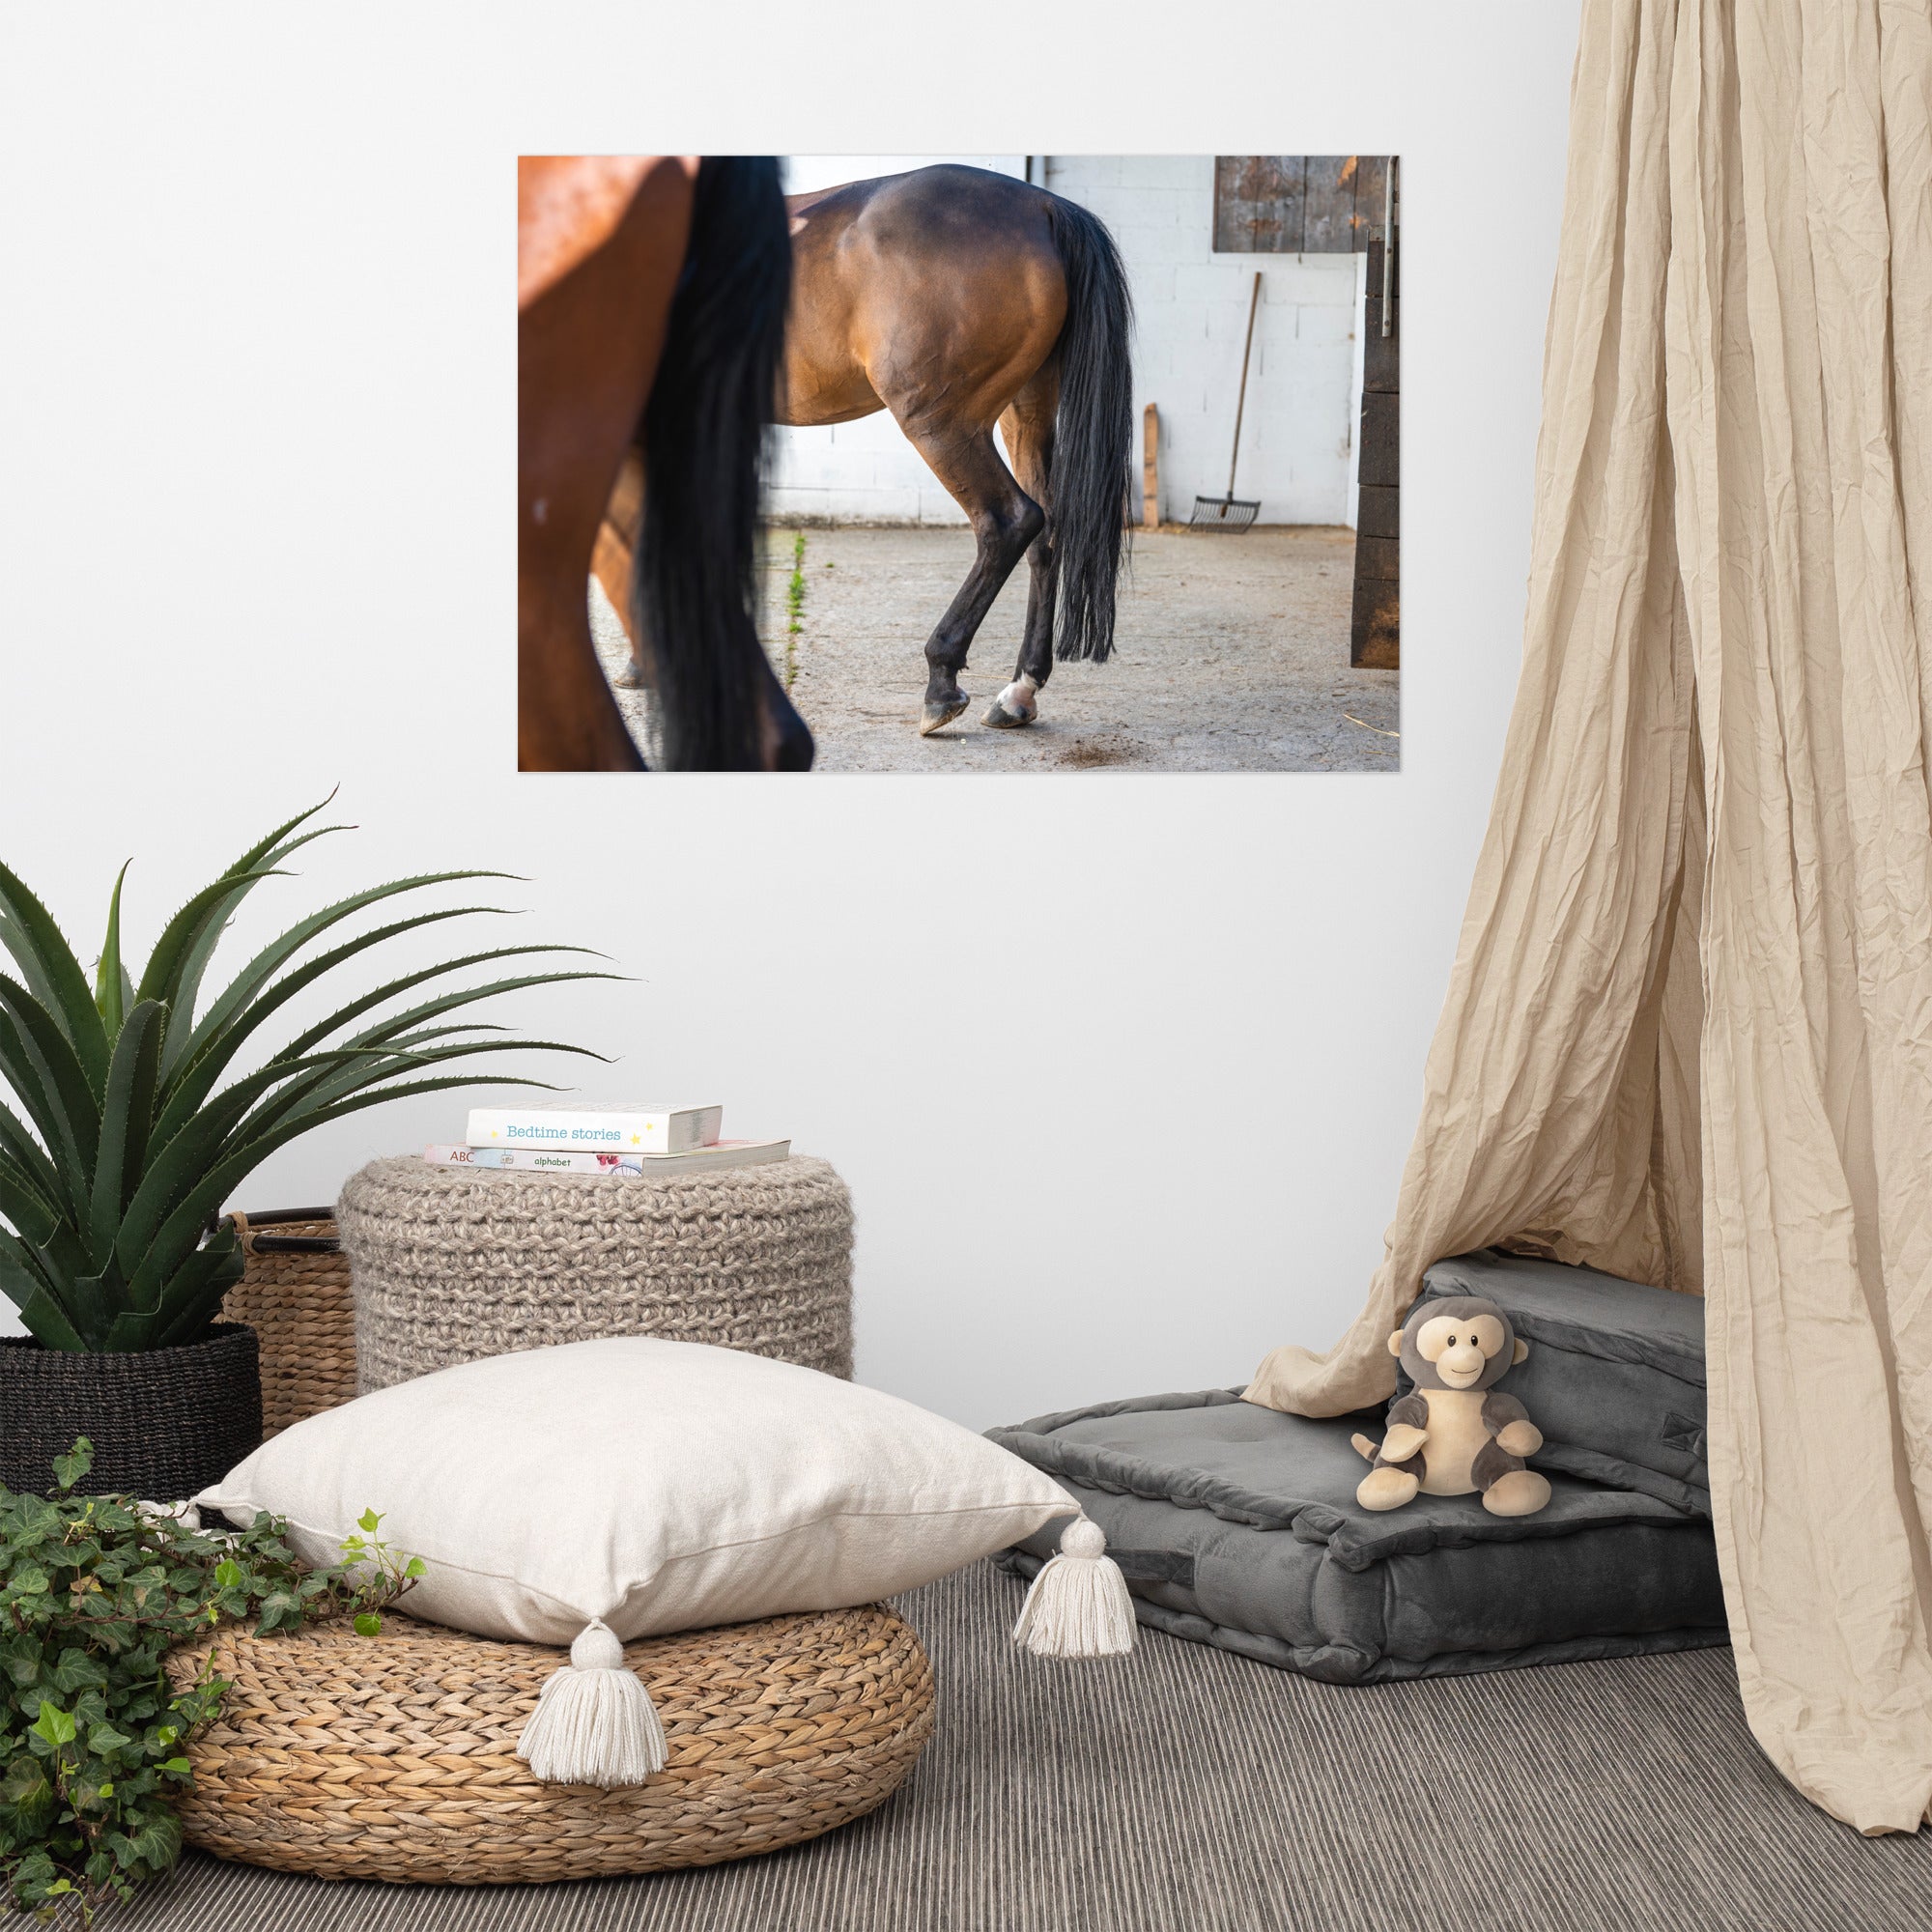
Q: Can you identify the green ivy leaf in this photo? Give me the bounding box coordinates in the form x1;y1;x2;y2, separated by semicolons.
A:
255;1586;298;1620
356;1508;382;1534
11;1851;58;1896
404;1556;426;1579
352;1611;382;1637
49;1646;108;1694
0;1756;51;1807
1;1642;43;1688
49;1437;93;1492
31;1701;75;1748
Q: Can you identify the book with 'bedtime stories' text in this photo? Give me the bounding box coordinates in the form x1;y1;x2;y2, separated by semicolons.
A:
464;1104;724;1152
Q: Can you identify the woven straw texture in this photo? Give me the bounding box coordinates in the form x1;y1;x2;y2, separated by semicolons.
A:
167;1602;933;1884
336;1155;854;1392
220;1212;357;1437
0;1323;260;1500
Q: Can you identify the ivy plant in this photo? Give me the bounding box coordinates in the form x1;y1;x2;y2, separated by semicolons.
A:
0;1439;418;1923
0;797;612;1350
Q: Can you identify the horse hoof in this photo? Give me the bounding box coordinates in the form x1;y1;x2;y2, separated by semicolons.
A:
981;699;1034;729
920;696;969;736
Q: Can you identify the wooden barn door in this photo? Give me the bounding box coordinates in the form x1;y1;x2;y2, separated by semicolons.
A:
1211;156;1399;668
1350;158;1398;669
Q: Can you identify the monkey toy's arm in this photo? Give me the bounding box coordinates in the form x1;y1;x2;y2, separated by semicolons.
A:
1378;1392;1430;1465
1483;1391;1543;1461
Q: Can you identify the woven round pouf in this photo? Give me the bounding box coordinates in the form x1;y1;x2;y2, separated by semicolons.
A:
336;1154;853;1392
168;1603;933;1884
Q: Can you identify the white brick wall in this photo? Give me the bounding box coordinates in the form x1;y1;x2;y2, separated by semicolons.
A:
767;155;1364;528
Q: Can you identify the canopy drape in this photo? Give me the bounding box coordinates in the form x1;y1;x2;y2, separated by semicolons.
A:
1247;0;1932;1834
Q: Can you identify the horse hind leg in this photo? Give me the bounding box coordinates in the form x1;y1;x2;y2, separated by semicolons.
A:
899;426;1043;735
985;384;1059;729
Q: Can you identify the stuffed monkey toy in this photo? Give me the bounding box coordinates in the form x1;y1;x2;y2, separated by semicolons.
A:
1350;1294;1552;1517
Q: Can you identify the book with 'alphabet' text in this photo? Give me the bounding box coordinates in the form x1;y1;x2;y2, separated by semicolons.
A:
426;1139;787;1177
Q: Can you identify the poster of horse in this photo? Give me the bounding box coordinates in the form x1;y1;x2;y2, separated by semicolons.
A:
519;155;1400;774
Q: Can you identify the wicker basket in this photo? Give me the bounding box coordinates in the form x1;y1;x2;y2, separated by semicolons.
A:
220;1208;358;1438
168;1602;934;1883
0;1323;260;1500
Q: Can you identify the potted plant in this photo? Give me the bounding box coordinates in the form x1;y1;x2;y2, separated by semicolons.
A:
0;1437;416;1923
0;799;608;1498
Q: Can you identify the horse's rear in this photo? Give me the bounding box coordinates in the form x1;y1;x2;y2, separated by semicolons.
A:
783;168;1067;436
518;156;810;771
780;165;1134;735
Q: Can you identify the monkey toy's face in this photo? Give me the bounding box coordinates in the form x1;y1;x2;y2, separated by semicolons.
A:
1387;1294;1527;1392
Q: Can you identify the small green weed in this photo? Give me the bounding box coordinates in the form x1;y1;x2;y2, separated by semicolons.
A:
784;530;806;692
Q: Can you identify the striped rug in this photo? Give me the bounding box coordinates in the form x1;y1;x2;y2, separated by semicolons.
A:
128;1560;1932;1931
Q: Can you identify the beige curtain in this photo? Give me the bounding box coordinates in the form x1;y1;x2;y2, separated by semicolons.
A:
1249;0;1932;1834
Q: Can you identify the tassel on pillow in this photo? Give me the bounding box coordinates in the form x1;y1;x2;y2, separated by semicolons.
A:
516;1619;667;1785
1011;1517;1136;1659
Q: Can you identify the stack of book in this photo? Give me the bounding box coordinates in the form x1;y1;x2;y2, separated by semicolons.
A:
424;1104;789;1177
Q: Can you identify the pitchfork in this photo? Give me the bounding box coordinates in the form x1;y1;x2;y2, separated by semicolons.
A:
1192;270;1263;532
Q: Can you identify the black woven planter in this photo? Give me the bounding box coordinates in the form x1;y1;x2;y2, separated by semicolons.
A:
0;1323;263;1501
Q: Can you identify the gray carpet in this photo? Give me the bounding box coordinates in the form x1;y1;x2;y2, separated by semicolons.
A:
126;1561;1932;1932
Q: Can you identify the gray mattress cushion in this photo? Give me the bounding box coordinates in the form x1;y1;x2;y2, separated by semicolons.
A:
989;1390;1725;1684
1423;1249;1709;1514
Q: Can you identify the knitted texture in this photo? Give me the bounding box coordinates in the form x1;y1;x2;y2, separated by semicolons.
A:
337;1155;853;1392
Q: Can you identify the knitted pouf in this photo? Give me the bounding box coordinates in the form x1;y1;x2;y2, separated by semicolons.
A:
337;1155;854;1391
167;1603;934;1883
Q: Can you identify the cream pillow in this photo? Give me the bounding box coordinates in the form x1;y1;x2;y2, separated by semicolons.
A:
198;1337;1085;1647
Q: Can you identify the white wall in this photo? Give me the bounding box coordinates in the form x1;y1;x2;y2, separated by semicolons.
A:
1046;154;1361;526
768;153;1363;527
0;0;1580;1431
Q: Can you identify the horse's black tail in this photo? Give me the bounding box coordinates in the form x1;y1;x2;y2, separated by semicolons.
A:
634;156;795;770
1043;194;1134;665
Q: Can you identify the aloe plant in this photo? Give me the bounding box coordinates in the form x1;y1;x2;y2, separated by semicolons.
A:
0;801;612;1352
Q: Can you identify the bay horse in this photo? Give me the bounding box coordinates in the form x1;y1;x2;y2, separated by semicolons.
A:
598;164;1135;736
519;155;811;770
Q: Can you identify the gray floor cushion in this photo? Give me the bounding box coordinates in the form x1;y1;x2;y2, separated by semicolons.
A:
990;1390;1726;1683
1424;1249;1709;1514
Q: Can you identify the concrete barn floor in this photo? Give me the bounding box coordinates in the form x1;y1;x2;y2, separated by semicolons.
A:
591;525;1399;774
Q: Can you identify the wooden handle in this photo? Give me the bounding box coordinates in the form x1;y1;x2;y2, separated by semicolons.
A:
1228;270;1263;497
1143;403;1160;529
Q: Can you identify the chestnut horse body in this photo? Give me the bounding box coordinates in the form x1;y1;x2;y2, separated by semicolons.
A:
599;165;1135;738
518;155;809;771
